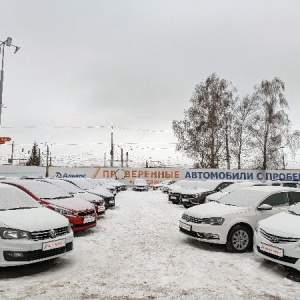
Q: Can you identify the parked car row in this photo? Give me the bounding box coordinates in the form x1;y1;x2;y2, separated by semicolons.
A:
0;177;126;267
176;181;300;271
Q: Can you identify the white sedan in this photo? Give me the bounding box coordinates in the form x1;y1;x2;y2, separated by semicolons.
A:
254;201;300;271
0;184;74;267
179;186;300;252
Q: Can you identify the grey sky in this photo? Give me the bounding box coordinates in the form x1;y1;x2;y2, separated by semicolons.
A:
1;0;300;167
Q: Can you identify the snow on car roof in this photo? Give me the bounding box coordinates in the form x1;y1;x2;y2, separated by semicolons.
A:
0;183;41;210
1;179;71;199
218;186;297;207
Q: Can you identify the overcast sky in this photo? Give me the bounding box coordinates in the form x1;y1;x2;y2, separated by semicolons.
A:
1;0;300;167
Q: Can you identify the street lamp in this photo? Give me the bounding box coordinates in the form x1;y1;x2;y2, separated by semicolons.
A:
0;37;21;129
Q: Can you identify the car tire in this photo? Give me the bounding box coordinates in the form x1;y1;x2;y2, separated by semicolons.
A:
226;225;252;253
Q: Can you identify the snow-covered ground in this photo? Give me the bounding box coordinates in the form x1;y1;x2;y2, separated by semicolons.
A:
1;189;300;299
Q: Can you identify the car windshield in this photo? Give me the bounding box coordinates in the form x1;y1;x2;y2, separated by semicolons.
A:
218;189;268;207
0;184;41;210
42;179;82;193
9;180;72;200
64;179;94;190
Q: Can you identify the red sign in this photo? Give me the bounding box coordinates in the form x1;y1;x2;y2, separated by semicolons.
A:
0;137;11;144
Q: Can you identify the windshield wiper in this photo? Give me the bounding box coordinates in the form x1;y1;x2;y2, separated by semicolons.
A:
288;210;300;216
224;203;237;206
41;196;70;200
8;207;36;210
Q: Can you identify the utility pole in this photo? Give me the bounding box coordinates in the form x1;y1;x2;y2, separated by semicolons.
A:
110;125;114;167
45;144;50;177
10;141;14;165
121;147;124;167
126;151;129;167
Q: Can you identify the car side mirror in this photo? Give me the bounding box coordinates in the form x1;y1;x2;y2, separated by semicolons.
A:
257;204;273;211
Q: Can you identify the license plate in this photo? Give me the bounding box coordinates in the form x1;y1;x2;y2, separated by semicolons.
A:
260;243;284;257
181;198;189;202
98;206;105;212
109;200;114;204
83;215;95;223
179;221;191;231
43;239;66;251
170;196;177;200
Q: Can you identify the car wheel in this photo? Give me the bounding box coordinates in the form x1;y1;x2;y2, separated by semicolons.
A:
226;225;252;253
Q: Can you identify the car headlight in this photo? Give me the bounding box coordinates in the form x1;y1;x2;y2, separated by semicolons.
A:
67;222;72;233
0;228;31;239
202;217;225;225
50;205;75;216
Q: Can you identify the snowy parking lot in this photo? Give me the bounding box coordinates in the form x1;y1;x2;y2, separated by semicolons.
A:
1;189;300;299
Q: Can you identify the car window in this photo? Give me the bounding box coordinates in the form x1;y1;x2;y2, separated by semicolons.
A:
282;182;298;188
260;192;289;207
289;192;300;204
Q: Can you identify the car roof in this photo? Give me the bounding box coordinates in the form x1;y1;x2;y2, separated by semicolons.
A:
239;185;300;193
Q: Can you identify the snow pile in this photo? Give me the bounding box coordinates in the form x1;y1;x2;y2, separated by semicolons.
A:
1;189;300;299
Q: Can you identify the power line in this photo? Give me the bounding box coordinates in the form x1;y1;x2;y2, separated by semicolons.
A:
2;125;172;133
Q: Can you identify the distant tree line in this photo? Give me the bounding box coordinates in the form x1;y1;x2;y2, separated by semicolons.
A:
172;73;300;170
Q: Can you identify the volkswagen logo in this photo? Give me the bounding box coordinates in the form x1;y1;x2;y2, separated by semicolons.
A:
186;216;190;222
49;229;57;239
271;236;279;243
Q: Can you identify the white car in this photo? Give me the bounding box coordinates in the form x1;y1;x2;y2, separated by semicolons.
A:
132;179;149;191
152;180;176;190
0;184;74;267
179;186;300;252
254;201;300;271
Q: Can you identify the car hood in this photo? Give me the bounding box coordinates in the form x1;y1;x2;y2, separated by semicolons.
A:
184;202;248;218
87;187;113;197
0;207;69;231
76;192;103;202
45;195;95;211
260;211;300;237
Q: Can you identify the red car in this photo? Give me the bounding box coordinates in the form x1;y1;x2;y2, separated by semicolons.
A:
0;179;97;232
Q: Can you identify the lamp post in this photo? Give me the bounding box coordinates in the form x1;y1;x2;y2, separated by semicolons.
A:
0;37;21;129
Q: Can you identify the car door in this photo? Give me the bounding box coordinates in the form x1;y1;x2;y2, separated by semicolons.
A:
256;192;290;222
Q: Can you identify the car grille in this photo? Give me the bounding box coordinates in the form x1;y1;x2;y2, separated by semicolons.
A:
31;226;69;240
179;227;199;238
182;214;203;224
259;228;300;244
257;246;298;264
181;194;196;199
77;210;95;217
4;242;73;261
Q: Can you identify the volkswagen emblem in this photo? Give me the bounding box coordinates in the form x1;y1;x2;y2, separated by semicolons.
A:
186;216;190;222
49;229;57;239
271;236;279;243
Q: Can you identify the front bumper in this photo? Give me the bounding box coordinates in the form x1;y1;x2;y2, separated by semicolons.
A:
179;219;227;244
254;231;300;271
68;214;97;232
0;232;74;267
